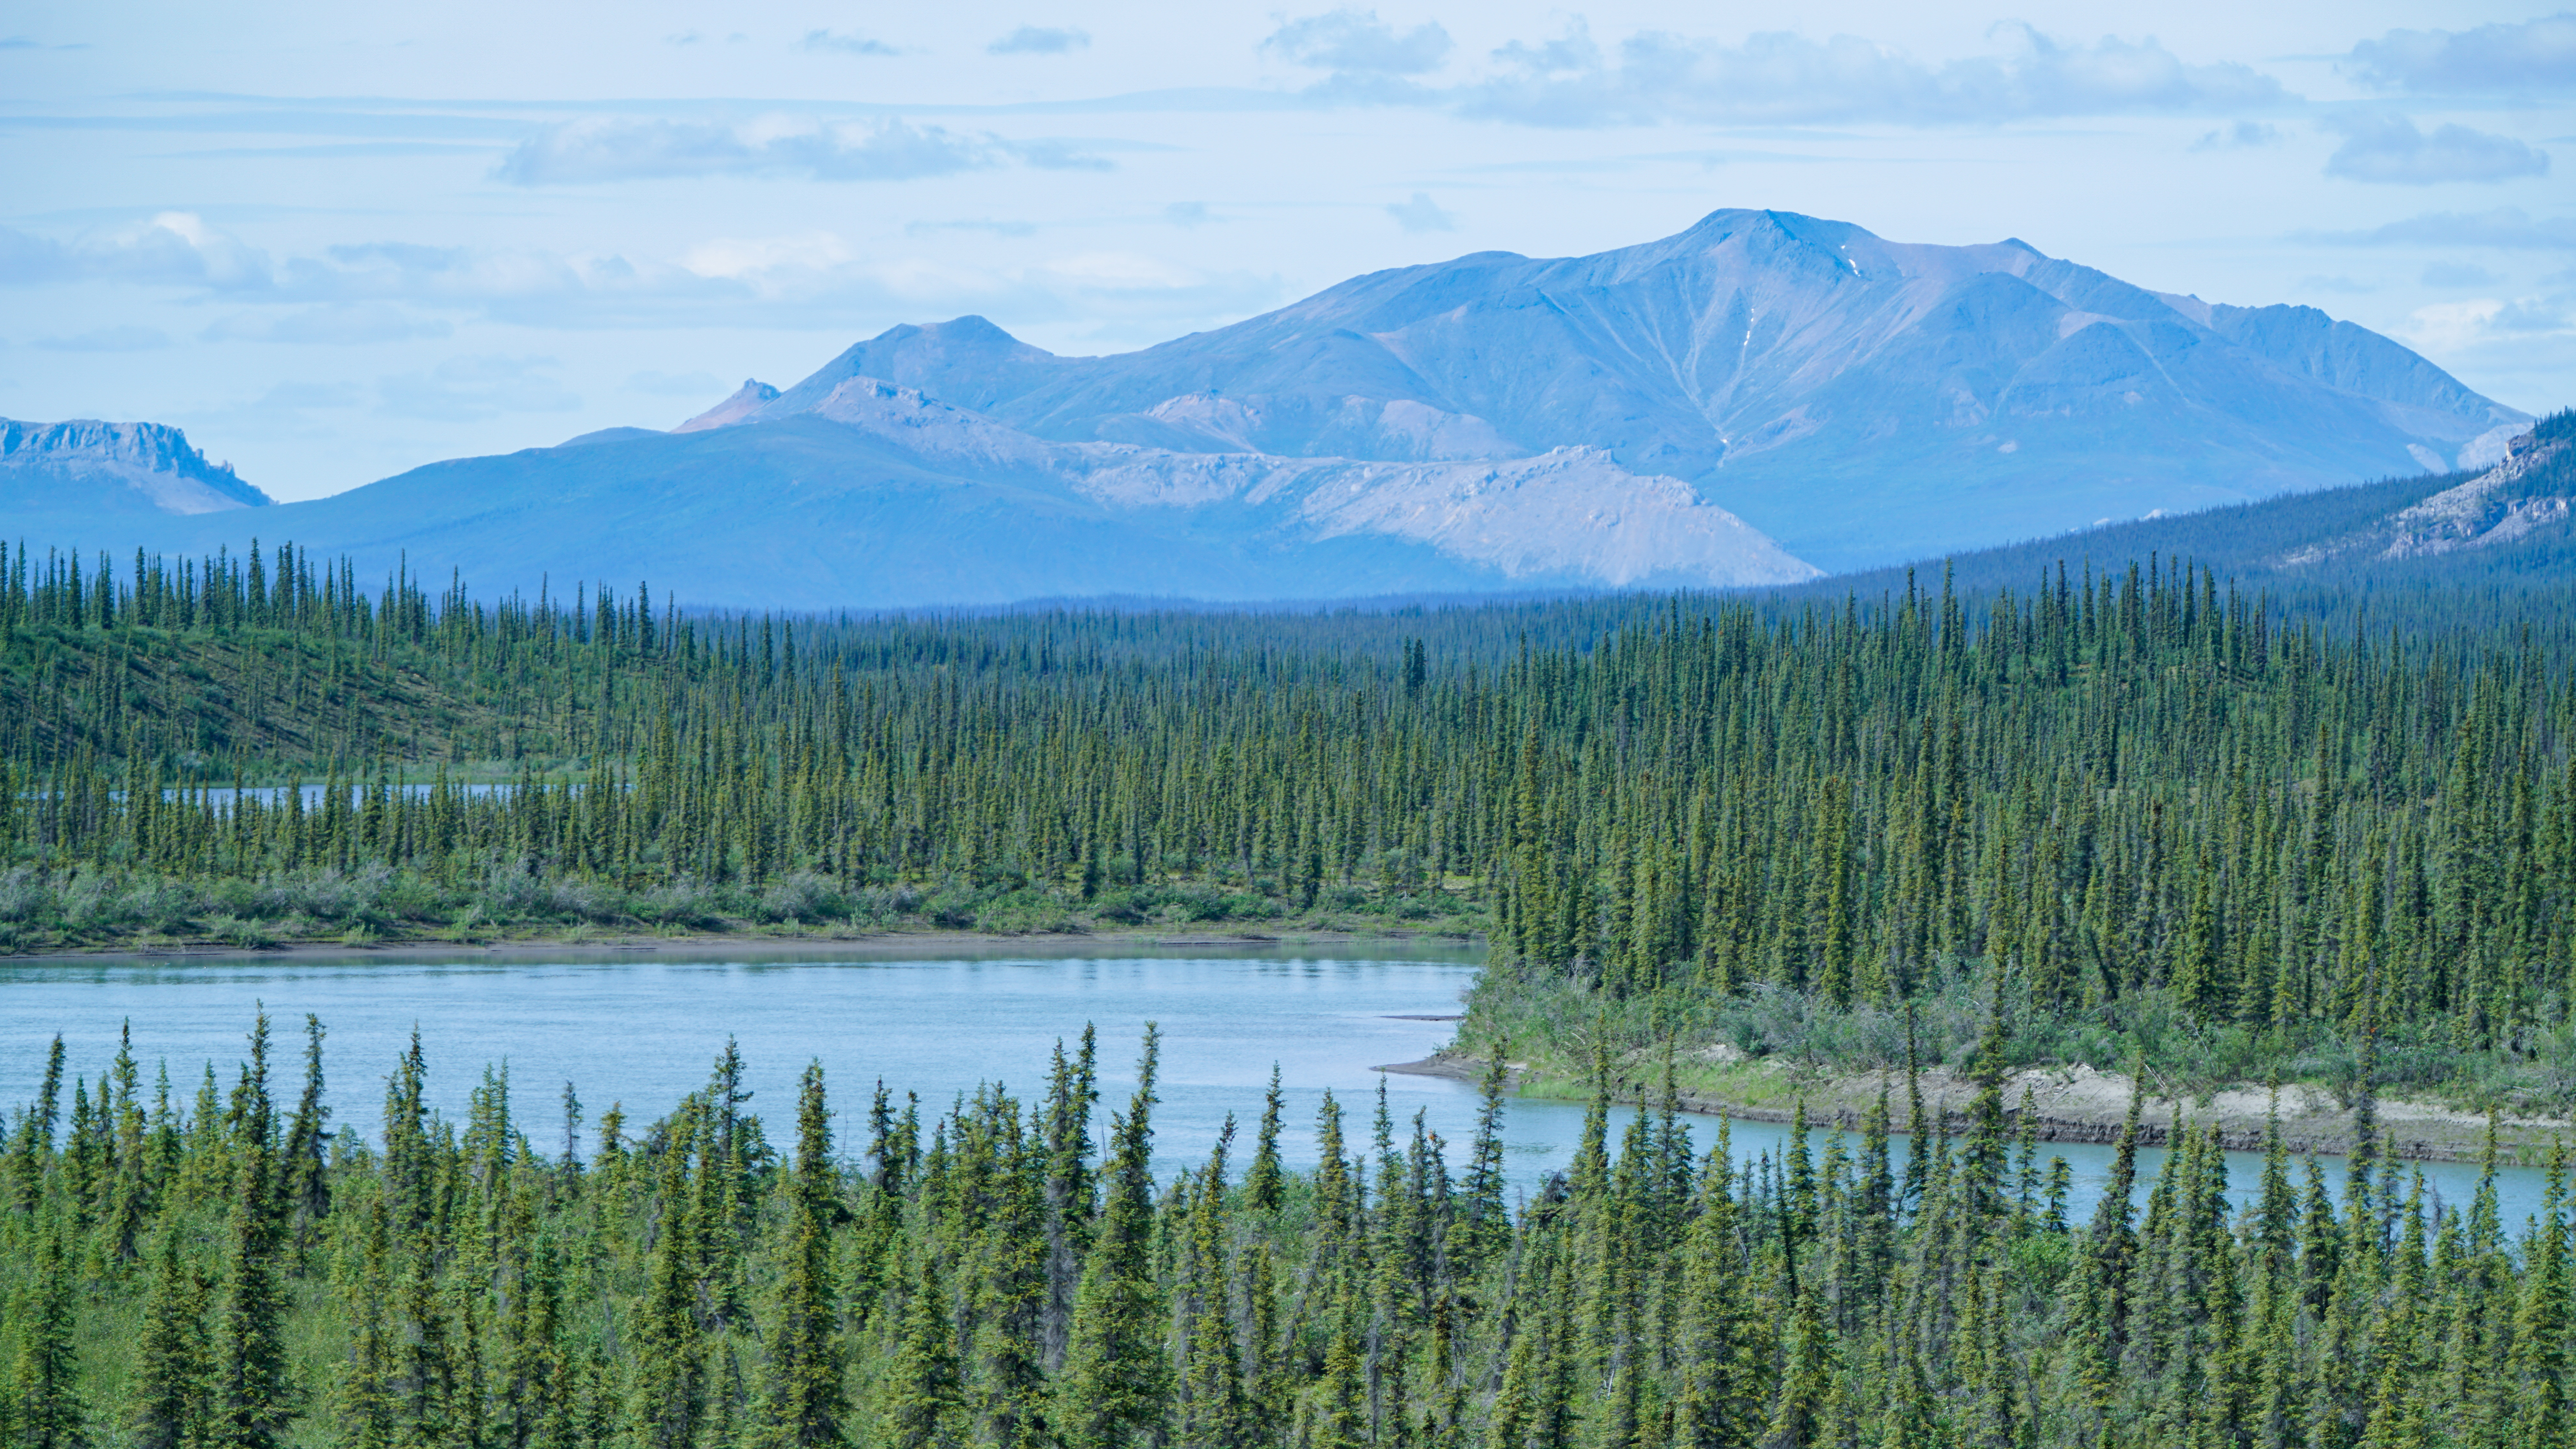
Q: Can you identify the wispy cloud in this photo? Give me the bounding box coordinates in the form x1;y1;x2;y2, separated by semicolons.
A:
35;325;170;352
0;208;1281;340
904;219;1040;238
493;116;1106;184
2190;121;2278;153
0;211;274;290
2393;294;2576;366
2346;14;2576;96
2322;114;2548;185
2303;207;2576;250
2422;262;2499;287
1385;192;1456;232
1266;18;2294;128
201;304;454;344
989;26;1089;56
1265;9;1453;75
796;30;899;57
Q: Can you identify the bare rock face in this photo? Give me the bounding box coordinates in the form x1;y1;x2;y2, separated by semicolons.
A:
0;418;271;516
754;372;1819;589
672;380;779;434
2279;418;2574;567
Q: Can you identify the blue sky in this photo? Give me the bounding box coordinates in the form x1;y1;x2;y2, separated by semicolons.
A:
3;1;2571;500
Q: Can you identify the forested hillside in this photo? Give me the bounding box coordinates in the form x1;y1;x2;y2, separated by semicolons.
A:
1;515;2571;1113
1811;409;2576;620
0;1016;2568;1449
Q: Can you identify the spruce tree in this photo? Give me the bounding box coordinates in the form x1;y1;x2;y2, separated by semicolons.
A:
1055;1027;1167;1449
207;1012;291;1449
880;1253;963;1449
11;1226;86;1449
765;1061;846;1449
132;1223;211;1449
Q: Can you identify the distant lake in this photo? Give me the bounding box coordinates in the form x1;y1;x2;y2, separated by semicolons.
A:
0;942;2550;1227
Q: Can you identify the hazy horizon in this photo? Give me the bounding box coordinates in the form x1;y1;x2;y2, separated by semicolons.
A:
4;1;2570;501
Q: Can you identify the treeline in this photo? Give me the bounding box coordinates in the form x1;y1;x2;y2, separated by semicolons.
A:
2;1017;2570;1448
3;526;2573;1101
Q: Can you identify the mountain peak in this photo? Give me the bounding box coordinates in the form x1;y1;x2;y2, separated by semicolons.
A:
788;208;2523;569
0;417;270;517
674;379;780;433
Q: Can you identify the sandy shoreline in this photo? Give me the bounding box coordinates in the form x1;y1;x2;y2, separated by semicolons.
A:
1377;1050;2571;1166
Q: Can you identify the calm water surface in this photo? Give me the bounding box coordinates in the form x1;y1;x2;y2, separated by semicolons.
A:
0;943;2551;1226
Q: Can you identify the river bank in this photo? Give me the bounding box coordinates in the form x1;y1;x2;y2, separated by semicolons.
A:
3;921;1483;966
1379;1048;2572;1166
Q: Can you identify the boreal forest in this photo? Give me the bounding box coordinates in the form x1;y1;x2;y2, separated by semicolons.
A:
2;414;2574;1445
0;1011;2568;1448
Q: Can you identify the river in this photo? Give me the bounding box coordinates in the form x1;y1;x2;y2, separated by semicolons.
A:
0;941;2553;1229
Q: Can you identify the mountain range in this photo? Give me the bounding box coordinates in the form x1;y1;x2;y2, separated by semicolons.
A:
4;208;2539;607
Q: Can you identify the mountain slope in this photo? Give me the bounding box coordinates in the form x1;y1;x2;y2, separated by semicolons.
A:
2;418;270;518
771;209;2521;570
1803;410;2575;609
137;381;1812;609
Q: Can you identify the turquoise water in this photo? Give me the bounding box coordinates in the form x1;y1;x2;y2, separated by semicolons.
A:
0;943;2552;1228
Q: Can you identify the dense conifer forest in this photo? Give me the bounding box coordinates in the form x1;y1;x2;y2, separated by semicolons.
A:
0;1014;2569;1448
3;498;2572;1110
6;420;2576;1443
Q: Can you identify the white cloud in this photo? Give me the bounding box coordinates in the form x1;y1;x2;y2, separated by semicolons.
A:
989;26;1089;56
2305;208;2576;250
492;116;1104;185
679;232;855;280
2189;120;2278;152
1265;10;1453;75
1386;191;1456;232
0;208;1278;340
797;30;899;57
0;212;276;291
1451;21;2287;128
2347;14;2576;96
2322;114;2549;185
35;324;170;352
2400;298;2509;354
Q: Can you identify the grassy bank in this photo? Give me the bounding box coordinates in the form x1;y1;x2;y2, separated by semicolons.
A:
0;859;1486;955
1450;958;2576;1150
